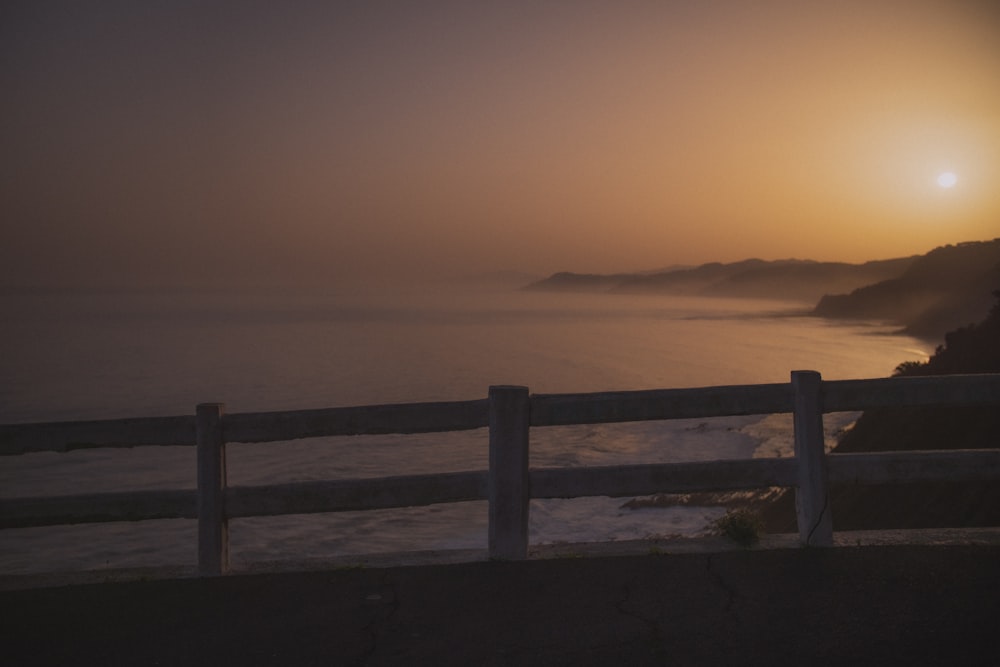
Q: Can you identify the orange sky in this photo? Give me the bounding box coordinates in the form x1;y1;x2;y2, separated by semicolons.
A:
2;1;999;288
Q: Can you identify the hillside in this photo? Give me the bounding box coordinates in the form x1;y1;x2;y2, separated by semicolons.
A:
525;238;1000;338
696;257;915;301
524;256;915;303
758;290;1000;532
813;238;1000;340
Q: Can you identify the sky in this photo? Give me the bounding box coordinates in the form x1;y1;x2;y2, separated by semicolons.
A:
2;0;999;289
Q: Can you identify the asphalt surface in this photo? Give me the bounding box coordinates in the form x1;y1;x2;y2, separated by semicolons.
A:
3;544;999;666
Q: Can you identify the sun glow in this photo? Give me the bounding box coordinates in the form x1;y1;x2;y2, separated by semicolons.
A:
936;172;958;188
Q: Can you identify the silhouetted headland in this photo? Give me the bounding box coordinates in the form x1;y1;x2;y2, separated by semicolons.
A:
524;256;915;302
526;237;1000;341
812;238;1000;340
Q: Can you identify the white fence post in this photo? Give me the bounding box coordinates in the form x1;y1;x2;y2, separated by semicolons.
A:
792;371;833;546
488;385;530;560
197;403;228;575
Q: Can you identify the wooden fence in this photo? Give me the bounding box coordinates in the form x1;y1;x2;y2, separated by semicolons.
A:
2;370;999;575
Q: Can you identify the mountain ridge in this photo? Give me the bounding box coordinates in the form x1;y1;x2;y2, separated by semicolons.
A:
524;238;1000;341
813;239;1000;340
524;256;919;303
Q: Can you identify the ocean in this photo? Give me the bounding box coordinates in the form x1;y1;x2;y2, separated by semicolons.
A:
0;286;930;574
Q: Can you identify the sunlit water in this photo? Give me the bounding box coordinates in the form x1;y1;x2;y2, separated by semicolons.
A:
0;287;930;574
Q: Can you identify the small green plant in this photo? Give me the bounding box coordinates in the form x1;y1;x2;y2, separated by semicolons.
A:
714;509;764;547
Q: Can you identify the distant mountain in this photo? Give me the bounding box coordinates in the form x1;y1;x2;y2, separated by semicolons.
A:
813;239;1000;340
525;238;1000;339
613;259;777;294
524;256;916;303
697;257;917;301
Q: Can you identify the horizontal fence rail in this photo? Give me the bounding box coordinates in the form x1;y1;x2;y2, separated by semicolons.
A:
225;471;489;518
1;490;197;529
0;400;491;456
827;449;1000;484
529;458;800;499
0;415;195;455
224;399;490;443
823;374;1000;411
530;382;794;426
2;371;999;575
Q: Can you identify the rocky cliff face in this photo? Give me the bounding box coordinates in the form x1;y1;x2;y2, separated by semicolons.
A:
760;290;1000;532
813;239;1000;341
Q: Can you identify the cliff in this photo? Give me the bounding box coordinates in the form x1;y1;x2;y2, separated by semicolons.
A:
759;290;1000;532
813;238;1000;340
696;257;914;301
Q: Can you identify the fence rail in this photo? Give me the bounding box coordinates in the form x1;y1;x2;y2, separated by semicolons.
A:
2;371;999;575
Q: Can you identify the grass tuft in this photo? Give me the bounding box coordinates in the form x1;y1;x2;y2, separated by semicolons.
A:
714;509;764;547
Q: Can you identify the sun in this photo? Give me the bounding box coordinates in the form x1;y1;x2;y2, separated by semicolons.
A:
936;172;958;188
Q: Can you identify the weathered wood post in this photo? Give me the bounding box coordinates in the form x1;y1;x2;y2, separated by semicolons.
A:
488;385;530;560
197;402;228;575
792;371;833;546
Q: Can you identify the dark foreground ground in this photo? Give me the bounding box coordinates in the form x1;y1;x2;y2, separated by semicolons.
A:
2;544;999;667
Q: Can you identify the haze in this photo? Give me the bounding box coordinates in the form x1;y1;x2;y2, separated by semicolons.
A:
3;1;999;289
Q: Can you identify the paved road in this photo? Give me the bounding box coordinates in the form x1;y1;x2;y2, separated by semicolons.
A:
3;544;998;666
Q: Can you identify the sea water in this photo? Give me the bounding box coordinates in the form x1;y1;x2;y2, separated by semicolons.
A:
0;286;930;573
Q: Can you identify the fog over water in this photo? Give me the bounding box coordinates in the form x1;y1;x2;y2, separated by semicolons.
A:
0;287;930;573
0;286;929;421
